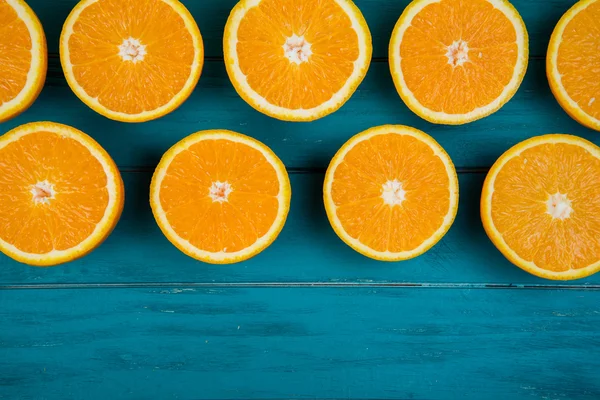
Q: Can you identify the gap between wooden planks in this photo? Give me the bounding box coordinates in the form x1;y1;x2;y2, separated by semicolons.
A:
2;282;600;290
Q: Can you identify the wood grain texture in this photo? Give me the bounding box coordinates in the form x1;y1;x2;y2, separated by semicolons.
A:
32;0;569;57
1;172;599;286
2;1;599;398
1;287;600;400
3;60;598;171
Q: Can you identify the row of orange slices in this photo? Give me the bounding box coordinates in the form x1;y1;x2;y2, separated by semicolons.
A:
1;0;600;129
2;0;600;282
2;121;600;283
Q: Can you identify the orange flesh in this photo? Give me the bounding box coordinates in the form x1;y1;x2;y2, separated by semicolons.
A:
67;0;195;114
331;133;450;253
0;131;109;254
399;0;518;114
0;0;32;105
159;139;281;253
556;1;600;119
491;143;600;272
236;0;359;109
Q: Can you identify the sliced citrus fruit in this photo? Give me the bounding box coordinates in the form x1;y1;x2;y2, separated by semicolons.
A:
0;122;124;266
0;0;47;123
324;125;459;261
60;0;203;123
482;134;600;280
547;0;600;131
389;0;528;124
150;130;291;264
223;0;372;122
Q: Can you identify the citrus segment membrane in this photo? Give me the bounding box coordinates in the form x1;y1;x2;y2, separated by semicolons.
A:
482;135;600;280
224;0;372;121
389;0;528;124
0;122;123;266
547;0;600;131
0;0;47;123
60;0;204;122
324;125;459;261
151;130;291;264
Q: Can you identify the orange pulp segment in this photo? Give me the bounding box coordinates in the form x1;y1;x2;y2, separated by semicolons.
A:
0;122;124;266
547;0;600;131
0;0;47;123
324;125;459;261
482;134;600;280
150;130;291;264
389;0;528;124
224;0;372;121
60;0;203;122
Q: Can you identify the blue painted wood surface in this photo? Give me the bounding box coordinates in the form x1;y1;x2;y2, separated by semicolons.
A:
2;287;600;399
1;0;600;399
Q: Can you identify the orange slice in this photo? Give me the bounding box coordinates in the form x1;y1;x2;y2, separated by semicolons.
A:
150;130;291;264
547;0;600;131
389;0;528;124
0;0;47;123
324;125;459;261
0;122;124;266
60;0;204;123
482;134;600;280
223;0;372;122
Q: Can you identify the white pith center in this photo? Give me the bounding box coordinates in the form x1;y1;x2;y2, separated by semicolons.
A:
446;40;469;67
283;34;312;65
382;179;406;206
546;192;573;220
31;181;55;205
118;37;147;63
209;181;233;203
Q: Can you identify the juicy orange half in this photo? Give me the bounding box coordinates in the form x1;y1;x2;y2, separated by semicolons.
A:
223;0;372;121
324;125;459;261
150;130;291;264
0;0;47;123
60;0;204;123
389;0;528;124
0;122;124;266
547;0;600;131
482;135;600;280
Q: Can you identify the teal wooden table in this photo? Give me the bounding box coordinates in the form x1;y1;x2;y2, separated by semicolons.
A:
2;1;600;399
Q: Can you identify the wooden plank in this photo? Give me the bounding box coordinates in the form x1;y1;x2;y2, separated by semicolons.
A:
31;0;569;58
3;59;597;171
1;286;599;399
2;172;599;286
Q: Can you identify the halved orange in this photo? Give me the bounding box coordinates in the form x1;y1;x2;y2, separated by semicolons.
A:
389;0;528;124
150;130;291;264
0;0;47;123
324;125;459;261
60;0;204;123
547;0;600;131
482;134;600;280
223;0;372;122
0;122;124;266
